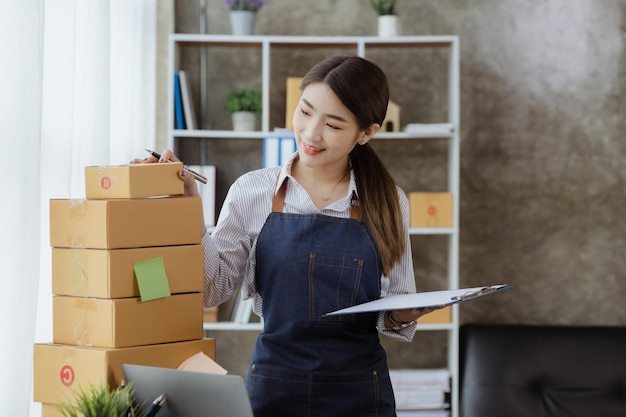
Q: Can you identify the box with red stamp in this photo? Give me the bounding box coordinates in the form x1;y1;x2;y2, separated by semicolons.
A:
34;338;216;406
408;192;453;228
85;162;184;199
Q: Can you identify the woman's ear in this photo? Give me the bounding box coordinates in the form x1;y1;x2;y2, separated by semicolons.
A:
358;123;381;145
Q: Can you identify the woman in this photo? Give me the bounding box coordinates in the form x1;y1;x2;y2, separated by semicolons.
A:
144;55;434;416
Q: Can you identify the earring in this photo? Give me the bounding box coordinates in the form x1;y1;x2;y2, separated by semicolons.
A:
360;141;366;145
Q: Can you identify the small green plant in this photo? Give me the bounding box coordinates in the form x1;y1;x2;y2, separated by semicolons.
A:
369;0;396;15
224;89;262;115
57;383;142;417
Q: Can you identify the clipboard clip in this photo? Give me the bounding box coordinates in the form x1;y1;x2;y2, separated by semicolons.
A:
451;286;499;302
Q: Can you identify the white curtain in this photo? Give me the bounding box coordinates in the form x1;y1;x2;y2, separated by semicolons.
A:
0;1;157;415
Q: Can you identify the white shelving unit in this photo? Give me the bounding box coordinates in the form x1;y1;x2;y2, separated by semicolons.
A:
168;34;460;416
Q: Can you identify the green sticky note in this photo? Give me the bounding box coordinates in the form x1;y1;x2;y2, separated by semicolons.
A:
133;257;171;302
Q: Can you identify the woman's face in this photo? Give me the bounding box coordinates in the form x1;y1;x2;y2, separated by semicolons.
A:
293;82;370;170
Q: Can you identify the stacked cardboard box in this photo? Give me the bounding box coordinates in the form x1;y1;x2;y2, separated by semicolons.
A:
34;163;216;416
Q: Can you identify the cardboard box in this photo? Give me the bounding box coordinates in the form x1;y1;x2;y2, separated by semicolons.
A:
49;197;202;249
41;404;63;417
53;293;203;348
85;162;184;199
418;306;452;324
33;339;216;406
203;306;219;323
52;244;204;298
408;192;453;228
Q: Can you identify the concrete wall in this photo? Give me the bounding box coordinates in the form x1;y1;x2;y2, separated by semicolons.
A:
161;0;626;377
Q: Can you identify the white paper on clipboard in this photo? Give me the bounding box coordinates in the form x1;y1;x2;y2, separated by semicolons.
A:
323;285;513;316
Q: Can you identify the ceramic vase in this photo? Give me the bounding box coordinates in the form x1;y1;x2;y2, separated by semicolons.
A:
231;111;256;131
230;10;256;36
378;15;399;37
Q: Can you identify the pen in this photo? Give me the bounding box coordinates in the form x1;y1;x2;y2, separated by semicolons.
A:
145;148;208;184
143;393;166;417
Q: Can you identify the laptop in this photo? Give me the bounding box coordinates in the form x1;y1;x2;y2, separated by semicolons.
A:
122;364;254;417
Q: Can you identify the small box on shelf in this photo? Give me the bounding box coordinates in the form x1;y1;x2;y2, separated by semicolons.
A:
418;306;451;324
408;192;453;228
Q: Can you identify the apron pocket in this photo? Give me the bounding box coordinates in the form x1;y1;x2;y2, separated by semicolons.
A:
310;369;395;417
308;252;365;321
247;363;310;417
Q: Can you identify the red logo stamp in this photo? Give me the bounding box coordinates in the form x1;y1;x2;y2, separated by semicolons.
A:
100;176;111;190
60;365;75;386
427;205;438;216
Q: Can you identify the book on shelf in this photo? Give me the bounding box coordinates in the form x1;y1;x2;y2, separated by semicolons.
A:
188;165;216;226
263;132;296;168
390;368;450;411
403;123;453;136
173;72;185;130
230;291;255;324
178;70;197;130
396;411;450;417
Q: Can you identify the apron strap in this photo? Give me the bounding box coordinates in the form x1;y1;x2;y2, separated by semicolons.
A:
349;193;362;220
271;173;362;221
271;174;287;213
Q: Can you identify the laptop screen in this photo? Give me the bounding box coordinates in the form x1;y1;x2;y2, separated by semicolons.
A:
122;364;254;417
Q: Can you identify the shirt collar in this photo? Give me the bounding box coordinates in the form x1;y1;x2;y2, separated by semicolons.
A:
274;151;360;201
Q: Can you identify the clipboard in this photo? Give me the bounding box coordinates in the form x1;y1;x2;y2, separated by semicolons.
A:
323;285;513;316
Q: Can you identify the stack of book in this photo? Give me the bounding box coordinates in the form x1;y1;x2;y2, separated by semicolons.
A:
263;131;296;168
33;163;216;416
390;368;451;417
174;70;197;130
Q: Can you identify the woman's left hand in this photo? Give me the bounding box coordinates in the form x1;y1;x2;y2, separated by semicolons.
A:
390;306;442;323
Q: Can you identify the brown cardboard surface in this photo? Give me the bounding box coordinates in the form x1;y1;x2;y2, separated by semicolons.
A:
53;293;203;348
52;244;203;298
408;192;453;228
203;306;219;323
41;403;63;417
85;162;184;199
285;77;303;129
49;197;202;249
34;339;216;406
418;306;452;324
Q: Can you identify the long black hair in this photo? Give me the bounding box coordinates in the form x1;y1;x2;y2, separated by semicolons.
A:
301;55;405;276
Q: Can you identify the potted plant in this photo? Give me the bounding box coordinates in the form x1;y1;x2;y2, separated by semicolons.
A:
224;0;266;35
224;88;262;131
57;383;142;417
369;0;399;36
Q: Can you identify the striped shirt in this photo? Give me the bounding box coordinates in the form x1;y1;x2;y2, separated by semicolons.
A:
201;153;417;341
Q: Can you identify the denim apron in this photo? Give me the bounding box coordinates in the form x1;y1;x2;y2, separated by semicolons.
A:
246;178;396;417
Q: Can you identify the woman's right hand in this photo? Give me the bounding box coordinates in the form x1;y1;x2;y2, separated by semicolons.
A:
130;149;200;198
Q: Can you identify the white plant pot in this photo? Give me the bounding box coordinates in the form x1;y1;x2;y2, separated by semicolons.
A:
230;11;256;36
231;111;257;131
378;15;399;37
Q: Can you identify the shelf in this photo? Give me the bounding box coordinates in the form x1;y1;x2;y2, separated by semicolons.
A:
207;226;454;235
203;321;455;332
171;123;454;140
204;322;263;331
409;228;455;235
172;33;461;416
170;34;458;48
